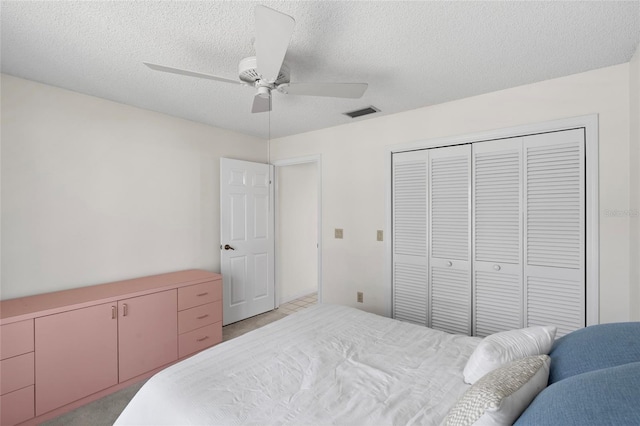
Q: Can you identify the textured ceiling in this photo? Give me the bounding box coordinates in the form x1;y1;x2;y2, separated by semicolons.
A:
1;1;639;139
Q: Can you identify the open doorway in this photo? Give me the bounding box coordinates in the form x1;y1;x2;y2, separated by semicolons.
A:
273;156;322;307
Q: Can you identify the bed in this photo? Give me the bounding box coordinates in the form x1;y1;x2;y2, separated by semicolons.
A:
115;304;640;426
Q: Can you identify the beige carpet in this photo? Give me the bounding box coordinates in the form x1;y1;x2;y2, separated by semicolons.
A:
41;380;146;426
40;304;301;426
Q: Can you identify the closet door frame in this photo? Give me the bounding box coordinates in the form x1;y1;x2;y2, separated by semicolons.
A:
385;114;599;326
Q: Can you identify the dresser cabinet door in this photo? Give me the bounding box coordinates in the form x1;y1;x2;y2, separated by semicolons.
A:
35;302;118;415
118;290;178;382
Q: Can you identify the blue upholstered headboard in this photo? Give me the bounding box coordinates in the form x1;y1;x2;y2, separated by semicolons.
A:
515;322;640;425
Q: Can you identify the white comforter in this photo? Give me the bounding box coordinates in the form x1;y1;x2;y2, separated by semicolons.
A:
115;304;480;426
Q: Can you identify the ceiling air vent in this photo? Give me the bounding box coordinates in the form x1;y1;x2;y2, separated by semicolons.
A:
343;106;379;118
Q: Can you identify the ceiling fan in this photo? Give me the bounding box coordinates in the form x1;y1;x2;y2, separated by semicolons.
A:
144;5;368;113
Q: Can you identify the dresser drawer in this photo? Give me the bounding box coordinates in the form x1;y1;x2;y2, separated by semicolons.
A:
178;322;222;358
1;320;34;360
0;385;34;426
178;300;222;334
1;352;34;395
178;280;222;311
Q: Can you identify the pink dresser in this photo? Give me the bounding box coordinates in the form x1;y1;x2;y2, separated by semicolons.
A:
0;270;222;426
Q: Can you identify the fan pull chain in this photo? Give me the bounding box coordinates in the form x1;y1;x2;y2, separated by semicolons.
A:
268;109;271;165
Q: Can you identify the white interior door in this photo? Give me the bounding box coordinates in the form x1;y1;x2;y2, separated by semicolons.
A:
428;144;472;335
392;150;429;325
523;129;585;336
220;158;275;325
472;139;524;337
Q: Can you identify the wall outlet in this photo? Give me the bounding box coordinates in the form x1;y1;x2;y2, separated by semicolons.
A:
357;291;363;303
335;228;343;239
377;230;383;241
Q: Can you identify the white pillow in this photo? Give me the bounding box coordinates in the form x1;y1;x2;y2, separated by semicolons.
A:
463;326;556;384
446;355;551;426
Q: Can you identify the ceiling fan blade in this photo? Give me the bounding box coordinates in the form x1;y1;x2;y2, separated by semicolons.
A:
251;93;271;113
143;62;243;85
254;5;295;83
280;82;368;99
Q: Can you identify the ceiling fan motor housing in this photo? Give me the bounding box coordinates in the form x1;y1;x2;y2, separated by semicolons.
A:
239;56;290;85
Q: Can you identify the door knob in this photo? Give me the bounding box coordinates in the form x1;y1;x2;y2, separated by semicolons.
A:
224;244;235;251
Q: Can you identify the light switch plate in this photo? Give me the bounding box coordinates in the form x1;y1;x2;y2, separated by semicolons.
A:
377;230;383;241
335;228;343;239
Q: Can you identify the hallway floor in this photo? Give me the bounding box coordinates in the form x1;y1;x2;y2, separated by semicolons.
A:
222;292;318;341
277;292;318;315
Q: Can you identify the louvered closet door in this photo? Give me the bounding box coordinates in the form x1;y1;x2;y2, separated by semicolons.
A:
472;140;523;337
523;129;585;337
429;145;472;334
392;150;429;325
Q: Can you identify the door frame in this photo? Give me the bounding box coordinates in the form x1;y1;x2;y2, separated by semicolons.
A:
272;155;323;307
385;114;600;325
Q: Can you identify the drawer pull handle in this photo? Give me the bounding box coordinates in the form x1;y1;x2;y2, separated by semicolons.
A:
197;336;209;342
112;306;117;319
123;303;128;317
197;292;209;297
197;314;209;320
